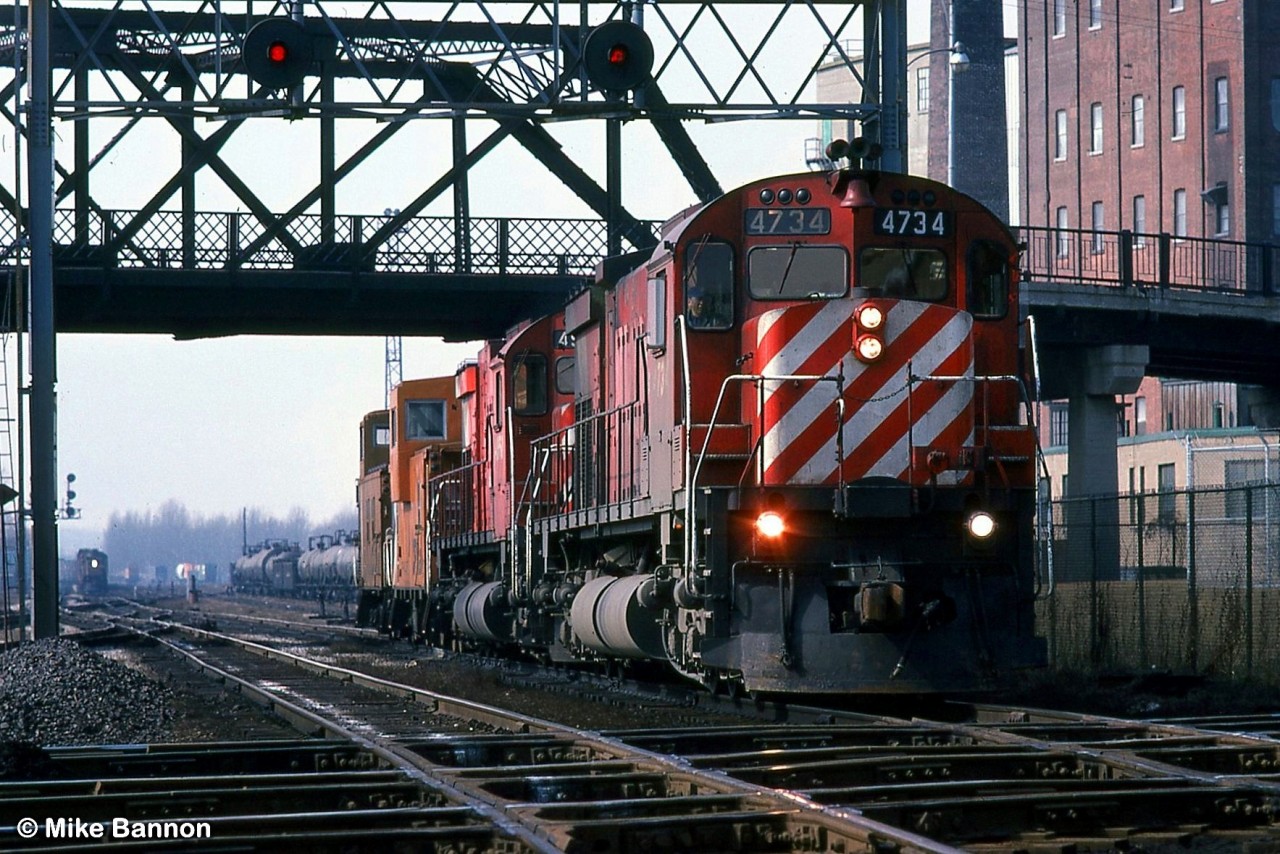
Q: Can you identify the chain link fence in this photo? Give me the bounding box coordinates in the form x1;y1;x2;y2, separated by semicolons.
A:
1037;443;1280;681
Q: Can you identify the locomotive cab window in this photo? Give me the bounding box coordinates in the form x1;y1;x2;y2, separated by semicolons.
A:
684;239;734;330
405;399;447;440
966;240;1009;318
554;356;575;395
511;352;548;416
859;248;947;299
748;245;848;299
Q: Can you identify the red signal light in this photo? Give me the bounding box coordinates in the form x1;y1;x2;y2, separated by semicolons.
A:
608;45;629;65
268;41;288;63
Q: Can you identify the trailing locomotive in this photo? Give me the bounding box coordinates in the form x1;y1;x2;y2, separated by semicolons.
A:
359;163;1047;694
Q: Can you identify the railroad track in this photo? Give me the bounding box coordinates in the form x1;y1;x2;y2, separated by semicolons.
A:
25;604;1280;851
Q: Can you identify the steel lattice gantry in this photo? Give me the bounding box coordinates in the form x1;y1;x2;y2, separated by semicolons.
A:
0;0;908;339
4;0;912;638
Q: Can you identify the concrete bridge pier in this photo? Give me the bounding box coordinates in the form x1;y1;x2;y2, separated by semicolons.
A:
1042;345;1149;586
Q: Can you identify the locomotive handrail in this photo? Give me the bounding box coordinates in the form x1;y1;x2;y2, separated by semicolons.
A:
685;370;845;586
524;400;648;521
909;369;1057;599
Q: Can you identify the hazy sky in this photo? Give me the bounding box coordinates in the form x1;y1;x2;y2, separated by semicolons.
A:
27;1;946;555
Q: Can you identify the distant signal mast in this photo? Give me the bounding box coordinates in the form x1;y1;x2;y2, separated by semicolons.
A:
385;335;402;409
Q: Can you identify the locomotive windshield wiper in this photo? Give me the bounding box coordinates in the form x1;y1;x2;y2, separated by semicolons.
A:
899;248;918;297
777;241;800;295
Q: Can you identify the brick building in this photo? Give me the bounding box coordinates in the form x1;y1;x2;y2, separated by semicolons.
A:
1020;0;1280;243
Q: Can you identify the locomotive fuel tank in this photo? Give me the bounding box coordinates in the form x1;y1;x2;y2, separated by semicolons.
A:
452;581;512;642
567;575;665;660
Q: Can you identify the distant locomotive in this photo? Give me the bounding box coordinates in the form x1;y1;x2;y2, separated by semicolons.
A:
74;548;109;596
356;164;1046;694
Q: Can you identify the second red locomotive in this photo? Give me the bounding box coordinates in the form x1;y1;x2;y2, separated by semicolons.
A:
358;161;1046;694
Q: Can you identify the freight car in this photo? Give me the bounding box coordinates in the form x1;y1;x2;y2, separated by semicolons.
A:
296;533;360;598
359;162;1048;695
230;540;300;595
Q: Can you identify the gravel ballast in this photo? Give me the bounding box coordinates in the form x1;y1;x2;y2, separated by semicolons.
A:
0;637;175;746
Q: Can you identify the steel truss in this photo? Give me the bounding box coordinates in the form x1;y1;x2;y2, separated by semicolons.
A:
4;0;912;639
1;0;906;273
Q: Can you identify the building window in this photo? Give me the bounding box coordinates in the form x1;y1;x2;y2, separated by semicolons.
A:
1091;201;1105;253
1049;402;1069;446
1135;396;1147;435
1158;463;1176;523
1225;459;1264;519
1272;79;1280;132
1173;188;1187;237
1131;95;1145;146
1054;109;1067;160
1214;77;1229;131
1274;183;1280;237
1170;0;1183;10
1055;206;1070;257
1215;200;1230;236
1172;85;1186;139
1117;401;1130;437
1133;195;1147;246
1090;0;1102;28
1053;0;1066;35
916;67;930;114
1090;102;1103;153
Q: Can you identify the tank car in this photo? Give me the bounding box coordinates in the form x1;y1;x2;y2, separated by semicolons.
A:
231;540;301;595
367;164;1047;695
296;532;360;599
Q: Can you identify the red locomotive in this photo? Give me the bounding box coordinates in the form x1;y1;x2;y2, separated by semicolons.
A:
358;162;1047;694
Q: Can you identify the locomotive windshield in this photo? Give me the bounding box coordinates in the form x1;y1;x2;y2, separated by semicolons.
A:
747;245;848;299
858;248;947;299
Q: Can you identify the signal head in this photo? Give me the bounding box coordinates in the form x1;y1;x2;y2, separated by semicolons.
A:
583;21;654;92
243;18;314;90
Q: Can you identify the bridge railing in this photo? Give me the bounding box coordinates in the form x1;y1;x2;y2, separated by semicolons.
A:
1019;225;1279;295
0;209;661;276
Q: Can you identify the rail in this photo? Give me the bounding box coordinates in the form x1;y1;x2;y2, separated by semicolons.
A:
1018;225;1280;295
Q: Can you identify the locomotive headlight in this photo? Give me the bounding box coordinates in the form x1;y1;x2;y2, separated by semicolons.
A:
966;511;997;540
855;334;884;362
855;304;884;331
755;511;786;539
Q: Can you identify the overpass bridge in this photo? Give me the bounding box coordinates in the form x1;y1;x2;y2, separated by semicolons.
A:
7;208;1277;383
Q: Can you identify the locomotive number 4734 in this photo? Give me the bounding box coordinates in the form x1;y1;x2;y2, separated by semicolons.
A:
874;208;952;237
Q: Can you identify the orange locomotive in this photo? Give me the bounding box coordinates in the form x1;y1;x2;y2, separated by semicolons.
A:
359;162;1046;694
